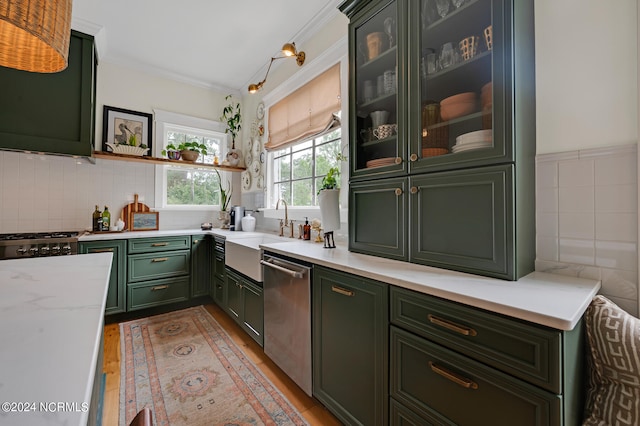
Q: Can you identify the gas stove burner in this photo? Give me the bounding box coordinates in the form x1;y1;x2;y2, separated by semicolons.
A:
0;231;80;259
0;231;79;241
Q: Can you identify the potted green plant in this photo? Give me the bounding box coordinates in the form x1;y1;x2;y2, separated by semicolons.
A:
317;152;347;237
317;167;340;194
220;95;242;166
162;141;208;162
214;169;233;228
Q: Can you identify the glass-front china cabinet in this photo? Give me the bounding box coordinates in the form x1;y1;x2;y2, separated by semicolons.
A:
343;0;536;281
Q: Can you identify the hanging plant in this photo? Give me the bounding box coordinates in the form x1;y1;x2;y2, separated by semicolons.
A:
220;94;242;148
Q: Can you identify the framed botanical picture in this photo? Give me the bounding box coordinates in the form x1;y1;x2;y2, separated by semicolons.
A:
102;106;153;155
130;211;159;231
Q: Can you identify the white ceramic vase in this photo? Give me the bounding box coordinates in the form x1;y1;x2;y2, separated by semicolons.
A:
318;189;340;232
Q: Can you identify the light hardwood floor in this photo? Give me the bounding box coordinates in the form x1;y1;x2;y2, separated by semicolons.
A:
101;303;342;425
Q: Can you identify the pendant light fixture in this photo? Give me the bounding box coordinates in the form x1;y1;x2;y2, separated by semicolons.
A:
248;42;306;93
0;0;73;73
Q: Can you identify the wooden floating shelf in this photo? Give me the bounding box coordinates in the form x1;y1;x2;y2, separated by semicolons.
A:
92;151;246;172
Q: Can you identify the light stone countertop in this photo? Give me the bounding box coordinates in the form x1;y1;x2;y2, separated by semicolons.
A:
0;253;112;426
79;229;601;331
258;240;601;331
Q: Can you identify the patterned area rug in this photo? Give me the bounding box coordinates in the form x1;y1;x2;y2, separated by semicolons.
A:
119;305;309;425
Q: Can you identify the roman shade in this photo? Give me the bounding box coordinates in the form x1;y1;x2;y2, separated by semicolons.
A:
266;63;341;151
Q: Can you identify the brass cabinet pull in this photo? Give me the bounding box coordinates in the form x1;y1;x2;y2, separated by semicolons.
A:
193;239;199;244
151;242;169;247
395;188;403;196
428;314;477;336
394;157;403;164
331;285;354;297
151;285;169;291
409;153;418;162
429;361;478;389
151;257;169;262
410;186;419;194
91;248;114;253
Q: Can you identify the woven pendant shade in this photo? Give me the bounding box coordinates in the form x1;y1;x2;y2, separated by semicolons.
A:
0;0;72;73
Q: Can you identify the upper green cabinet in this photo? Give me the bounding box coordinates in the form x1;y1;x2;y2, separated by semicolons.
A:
341;0;535;280
0;31;96;157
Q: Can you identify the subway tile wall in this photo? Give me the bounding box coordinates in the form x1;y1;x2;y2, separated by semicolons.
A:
536;144;639;316
0;151;229;234
0;151;156;233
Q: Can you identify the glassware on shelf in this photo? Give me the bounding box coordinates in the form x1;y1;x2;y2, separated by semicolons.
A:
439;42;456;69
435;0;451;18
384;17;396;47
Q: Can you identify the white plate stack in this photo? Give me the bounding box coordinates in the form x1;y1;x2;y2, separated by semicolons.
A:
365;157;396;168
451;130;493;153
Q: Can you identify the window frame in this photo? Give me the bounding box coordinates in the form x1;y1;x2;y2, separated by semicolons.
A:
271;128;343;208
261;36;349;219
153;109;230;211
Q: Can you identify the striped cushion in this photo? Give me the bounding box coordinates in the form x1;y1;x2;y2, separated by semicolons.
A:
583;295;640;425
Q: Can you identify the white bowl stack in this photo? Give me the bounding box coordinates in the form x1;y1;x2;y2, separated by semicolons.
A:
451;129;493;153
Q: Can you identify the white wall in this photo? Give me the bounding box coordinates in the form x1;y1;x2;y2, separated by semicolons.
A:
535;0;638;154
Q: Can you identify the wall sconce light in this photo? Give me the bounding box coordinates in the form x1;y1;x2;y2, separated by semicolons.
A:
248;42;306;93
0;0;73;73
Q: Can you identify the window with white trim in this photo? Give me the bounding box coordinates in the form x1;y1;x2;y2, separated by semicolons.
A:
271;127;341;207
154;110;229;209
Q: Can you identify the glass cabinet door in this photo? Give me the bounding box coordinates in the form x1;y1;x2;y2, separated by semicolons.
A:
413;0;496;171
351;0;402;179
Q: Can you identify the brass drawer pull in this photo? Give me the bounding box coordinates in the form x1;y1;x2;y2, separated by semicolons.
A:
91;248;114;253
395;188;403;196
151;242;169;247
193;239;199;244
332;285;354;297
429;361;478;389
151;257;169;262
151;285;169;291
428;314;477;336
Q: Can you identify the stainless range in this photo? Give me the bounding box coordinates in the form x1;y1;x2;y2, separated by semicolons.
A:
0;232;80;259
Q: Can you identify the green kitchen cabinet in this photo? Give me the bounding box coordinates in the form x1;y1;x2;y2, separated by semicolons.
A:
225;267;264;347
0;31;96;157
340;0;535;280
79;240;127;315
126;236;191;311
312;266;388;425
211;236;226;305
409;165;520;279
349;177;408;261
390;286;585;425
349;165;530;279
191;235;211;298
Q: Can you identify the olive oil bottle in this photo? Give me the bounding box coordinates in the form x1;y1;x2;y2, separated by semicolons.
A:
102;206;111;231
92;205;102;232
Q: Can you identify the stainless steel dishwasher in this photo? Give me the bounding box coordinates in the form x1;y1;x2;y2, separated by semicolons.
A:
261;252;313;396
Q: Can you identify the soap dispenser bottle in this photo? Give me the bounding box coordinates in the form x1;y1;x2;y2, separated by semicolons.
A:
303;217;311;240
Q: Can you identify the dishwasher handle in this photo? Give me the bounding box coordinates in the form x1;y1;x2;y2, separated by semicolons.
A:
261;258;305;279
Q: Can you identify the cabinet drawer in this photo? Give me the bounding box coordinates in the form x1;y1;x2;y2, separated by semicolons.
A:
127;277;189;311
391;327;560;426
128;235;191;254
391;286;561;393
128;250;190;282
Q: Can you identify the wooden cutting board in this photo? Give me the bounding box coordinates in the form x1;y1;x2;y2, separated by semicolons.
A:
121;194;151;231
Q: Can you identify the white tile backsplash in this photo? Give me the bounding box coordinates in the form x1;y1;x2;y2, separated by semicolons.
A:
558;159;594;187
0;152;163;232
537;144;639;316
